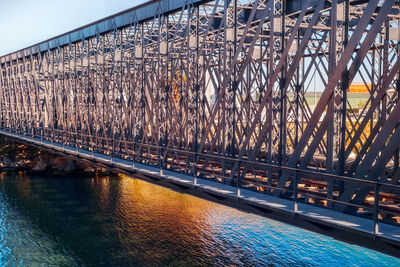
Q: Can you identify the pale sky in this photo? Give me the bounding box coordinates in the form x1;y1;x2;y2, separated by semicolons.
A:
0;0;363;91
0;0;143;56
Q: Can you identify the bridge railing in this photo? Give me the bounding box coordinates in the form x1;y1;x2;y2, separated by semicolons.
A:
1;0;400;234
2;124;399;233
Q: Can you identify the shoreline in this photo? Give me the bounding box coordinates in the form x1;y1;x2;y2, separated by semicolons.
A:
0;137;113;177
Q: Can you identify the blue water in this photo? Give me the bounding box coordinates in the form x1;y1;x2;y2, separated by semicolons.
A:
0;172;398;266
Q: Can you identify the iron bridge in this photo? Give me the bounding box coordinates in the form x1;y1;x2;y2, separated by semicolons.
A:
2;0;400;237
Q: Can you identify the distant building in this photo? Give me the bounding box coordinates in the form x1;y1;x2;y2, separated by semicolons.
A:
348;82;371;93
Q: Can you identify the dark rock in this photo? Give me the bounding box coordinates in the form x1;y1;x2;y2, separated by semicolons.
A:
3;156;11;167
64;159;75;172
32;160;47;171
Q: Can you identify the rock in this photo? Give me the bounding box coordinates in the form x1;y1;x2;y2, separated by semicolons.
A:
50;157;76;172
74;160;92;171
17;159;32;167
33;160;47;171
51;157;68;170
64;159;76;172
3;156;11;167
83;166;94;172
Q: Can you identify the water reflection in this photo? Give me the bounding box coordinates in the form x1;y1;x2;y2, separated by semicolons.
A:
0;172;399;266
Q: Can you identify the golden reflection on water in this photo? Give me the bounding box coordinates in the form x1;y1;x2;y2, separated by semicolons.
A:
97;175;223;264
118;176;215;220
116;174;217;219
1;173;399;266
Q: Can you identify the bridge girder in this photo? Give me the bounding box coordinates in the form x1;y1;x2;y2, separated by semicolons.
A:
1;0;400;218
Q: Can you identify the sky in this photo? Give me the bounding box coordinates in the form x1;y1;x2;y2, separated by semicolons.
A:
0;0;363;91
0;0;143;56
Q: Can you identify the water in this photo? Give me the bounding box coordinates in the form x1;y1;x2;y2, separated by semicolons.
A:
0;172;398;266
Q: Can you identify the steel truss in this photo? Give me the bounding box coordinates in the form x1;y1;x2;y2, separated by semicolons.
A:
2;0;400;224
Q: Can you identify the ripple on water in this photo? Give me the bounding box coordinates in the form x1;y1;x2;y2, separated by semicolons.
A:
0;190;78;265
0;174;398;266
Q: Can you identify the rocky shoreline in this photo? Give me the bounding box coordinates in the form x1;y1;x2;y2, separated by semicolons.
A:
0;137;111;176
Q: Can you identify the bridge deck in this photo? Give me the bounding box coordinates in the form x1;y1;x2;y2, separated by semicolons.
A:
1;129;399;256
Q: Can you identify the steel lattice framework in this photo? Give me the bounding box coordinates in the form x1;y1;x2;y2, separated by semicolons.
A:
2;0;400;223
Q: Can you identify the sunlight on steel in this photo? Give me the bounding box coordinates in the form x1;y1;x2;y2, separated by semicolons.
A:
1;0;400;228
